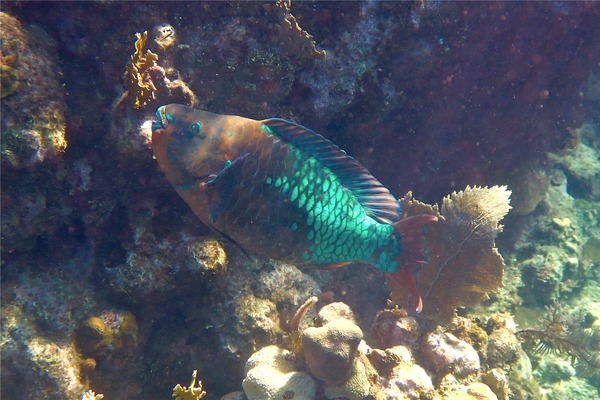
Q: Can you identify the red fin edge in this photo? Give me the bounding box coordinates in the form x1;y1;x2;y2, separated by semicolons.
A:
318;261;352;270
391;214;438;313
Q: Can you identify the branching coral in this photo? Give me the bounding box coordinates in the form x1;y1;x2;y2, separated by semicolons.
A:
273;0;327;61
124;31;159;109
172;370;207;400
82;390;104;400
388;186;511;323
516;303;600;377
119;28;196;112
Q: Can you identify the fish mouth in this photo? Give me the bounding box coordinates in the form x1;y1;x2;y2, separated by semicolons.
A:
152;106;170;134
151;120;164;132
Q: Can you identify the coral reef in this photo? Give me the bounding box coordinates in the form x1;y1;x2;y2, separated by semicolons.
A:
0;11;74;254
104;235;228;303
485;314;521;369
231;300;534;400
0;11;67;168
1;3;599;400
74;311;139;367
317;301;357;325
2;267;97;399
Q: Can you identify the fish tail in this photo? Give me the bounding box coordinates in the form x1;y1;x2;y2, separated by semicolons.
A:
389;214;438;313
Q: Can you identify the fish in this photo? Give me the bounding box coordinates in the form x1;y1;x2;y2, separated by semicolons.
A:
151;104;438;312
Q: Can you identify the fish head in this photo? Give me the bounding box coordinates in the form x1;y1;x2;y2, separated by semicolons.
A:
152;104;231;188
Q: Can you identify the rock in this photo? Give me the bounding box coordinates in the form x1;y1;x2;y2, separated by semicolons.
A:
378;363;434;399
534;356;576;383
302;318;363;385
447;316;489;362
446;382;498;400
371;308;420;349
242;345;316;400
508;348;541;400
177;238;227;275
368;345;413;376
486;314;520;368
482;368;509;400
220;392;246;400
422;329;480;376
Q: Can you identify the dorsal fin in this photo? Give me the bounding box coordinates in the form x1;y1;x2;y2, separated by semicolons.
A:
262;118;400;224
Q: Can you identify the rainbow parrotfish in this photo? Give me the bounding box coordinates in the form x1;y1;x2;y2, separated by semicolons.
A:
152;104;437;312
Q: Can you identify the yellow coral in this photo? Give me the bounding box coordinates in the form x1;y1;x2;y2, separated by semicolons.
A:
74;316;113;357
125;31;159;109
274;0;327;61
82;390;104;400
172;370;206;400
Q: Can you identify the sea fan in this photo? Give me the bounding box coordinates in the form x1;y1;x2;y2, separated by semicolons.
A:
442;185;511;248
388;186;511;324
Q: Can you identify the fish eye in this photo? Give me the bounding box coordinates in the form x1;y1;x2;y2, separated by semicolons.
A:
191;122;202;133
186;122;204;139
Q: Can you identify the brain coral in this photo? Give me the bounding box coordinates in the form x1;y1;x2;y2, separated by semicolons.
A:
324;358;370;400
242;345;316;400
302;318;363;386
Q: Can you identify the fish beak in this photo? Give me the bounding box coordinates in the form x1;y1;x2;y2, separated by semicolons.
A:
152;120;163;132
153;105;174;134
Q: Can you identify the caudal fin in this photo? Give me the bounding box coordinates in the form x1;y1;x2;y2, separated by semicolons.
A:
389;214;438;313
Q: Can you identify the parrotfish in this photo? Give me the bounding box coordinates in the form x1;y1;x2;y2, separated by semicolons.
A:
152;104;437;312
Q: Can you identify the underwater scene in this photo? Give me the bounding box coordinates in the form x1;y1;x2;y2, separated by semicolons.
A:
1;1;599;399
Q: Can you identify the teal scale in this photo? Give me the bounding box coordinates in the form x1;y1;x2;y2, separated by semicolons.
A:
255;119;403;272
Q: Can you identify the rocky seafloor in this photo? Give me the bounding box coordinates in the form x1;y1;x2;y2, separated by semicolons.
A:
1;2;599;400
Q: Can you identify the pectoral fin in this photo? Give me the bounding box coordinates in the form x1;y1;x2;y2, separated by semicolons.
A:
205;153;249;223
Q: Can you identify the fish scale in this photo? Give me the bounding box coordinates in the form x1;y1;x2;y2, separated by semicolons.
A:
152;104;438;312
211;122;398;268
